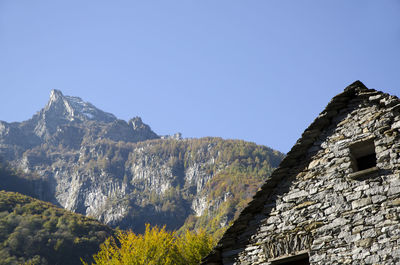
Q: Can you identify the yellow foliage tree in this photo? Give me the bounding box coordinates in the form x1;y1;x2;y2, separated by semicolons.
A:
176;229;214;265
82;225;214;265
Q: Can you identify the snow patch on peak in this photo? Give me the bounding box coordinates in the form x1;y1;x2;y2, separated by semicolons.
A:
63;95;117;122
44;90;117;123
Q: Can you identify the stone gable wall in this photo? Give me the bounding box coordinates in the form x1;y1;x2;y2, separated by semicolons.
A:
221;91;400;264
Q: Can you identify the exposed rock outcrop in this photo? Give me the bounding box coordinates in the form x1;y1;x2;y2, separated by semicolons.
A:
0;90;284;234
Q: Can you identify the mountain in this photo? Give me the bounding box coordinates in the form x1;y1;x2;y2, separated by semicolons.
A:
0;89;159;160
0;90;284;236
0;189;113;265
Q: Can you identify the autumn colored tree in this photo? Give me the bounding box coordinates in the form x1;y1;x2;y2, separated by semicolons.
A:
82;224;214;265
176;229;214;265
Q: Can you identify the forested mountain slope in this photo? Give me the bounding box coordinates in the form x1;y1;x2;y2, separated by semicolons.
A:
0;190;113;265
0;90;284;236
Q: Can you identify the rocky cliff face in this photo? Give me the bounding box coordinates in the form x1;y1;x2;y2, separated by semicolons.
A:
0;90;284;234
0;90;158;157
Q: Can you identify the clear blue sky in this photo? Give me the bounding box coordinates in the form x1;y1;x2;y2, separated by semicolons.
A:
1;1;399;153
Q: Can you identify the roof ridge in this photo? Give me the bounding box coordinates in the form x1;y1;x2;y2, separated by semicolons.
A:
344;80;368;93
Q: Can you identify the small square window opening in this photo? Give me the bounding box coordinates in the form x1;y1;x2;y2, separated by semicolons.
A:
350;139;376;172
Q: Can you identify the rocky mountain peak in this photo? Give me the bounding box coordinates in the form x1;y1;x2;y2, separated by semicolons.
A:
49;89;64;101
23;90;119;139
0;88;285;239
44;89;117;123
10;90;160;144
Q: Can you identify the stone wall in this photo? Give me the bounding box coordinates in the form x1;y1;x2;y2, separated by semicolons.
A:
206;84;400;264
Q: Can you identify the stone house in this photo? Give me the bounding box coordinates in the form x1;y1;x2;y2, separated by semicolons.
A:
203;81;400;265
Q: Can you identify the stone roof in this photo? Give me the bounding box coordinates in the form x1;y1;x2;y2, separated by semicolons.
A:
202;81;400;264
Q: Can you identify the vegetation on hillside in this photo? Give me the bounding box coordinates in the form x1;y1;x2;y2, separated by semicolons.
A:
82;224;214;265
25;137;283;236
136;137;284;238
0;137;284;264
0;93;286;264
0;191;113;265
2;136;284;245
94;137;283;234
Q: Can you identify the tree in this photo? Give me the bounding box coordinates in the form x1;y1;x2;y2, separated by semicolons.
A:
176;229;214;265
82;225;214;265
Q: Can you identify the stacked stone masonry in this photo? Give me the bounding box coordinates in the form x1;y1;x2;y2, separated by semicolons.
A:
203;81;400;265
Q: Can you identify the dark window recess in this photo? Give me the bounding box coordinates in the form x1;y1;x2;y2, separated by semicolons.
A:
356;153;377;171
271;254;310;265
350;140;376;172
278;257;310;265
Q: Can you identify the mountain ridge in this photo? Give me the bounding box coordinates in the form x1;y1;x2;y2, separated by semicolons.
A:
0;90;284;236
0;90;160;160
